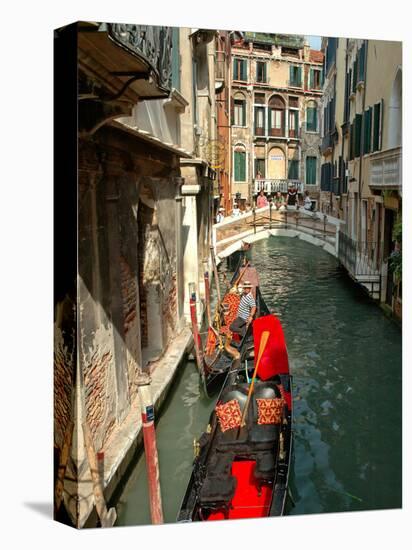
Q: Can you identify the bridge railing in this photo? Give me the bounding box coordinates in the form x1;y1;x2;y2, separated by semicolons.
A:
214;205;340;253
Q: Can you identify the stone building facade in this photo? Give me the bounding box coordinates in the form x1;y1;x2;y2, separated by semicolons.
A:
229;32;324;210
54;22;216;527
320;37;402;319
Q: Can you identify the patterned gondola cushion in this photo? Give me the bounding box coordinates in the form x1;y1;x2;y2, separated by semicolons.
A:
215;399;242;432
256;398;284;425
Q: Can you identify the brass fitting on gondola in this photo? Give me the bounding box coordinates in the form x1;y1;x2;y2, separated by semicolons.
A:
193;438;200;458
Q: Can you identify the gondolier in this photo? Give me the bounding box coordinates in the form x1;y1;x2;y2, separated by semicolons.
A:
229;281;256;337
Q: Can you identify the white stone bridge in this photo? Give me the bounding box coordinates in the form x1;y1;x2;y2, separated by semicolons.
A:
213;205;342;263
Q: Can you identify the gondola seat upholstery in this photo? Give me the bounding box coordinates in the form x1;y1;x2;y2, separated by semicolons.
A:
199;474;237;505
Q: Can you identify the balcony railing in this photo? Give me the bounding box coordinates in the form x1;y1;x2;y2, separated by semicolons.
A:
109;24;173;90
369;147;402;190
254;179;304;194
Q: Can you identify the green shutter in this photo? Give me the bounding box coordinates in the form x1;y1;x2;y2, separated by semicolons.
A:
309;68;314;89
359;44;365;82
234;151;246;181
320;69;324;87
289;65;293;85
233;59;238;80
263;63;267;82
240;152;246;181
355;113;362;157
306;157;317;185
373;101;382;151
242;101;246;126
241;59;247;81
297;66;302;86
307;107;317;131
352;59;358;92
288;160;299;179
363;108;372;154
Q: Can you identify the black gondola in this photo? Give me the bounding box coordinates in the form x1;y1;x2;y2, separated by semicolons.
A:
178;312;292;522
200;257;270;396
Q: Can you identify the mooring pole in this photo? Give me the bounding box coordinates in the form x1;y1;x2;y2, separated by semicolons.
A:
138;373;164;525
189;283;203;370
253;207;256;234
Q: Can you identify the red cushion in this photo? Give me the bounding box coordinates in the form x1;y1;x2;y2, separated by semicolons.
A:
215;399;242;432
256;398;284;425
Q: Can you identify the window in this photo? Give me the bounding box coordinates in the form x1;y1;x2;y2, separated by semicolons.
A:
288;160;299;179
233;97;246;126
289;110;299;138
289;65;302;87
306;156;317;185
306;101;318;132
256;61;267;83
352;58;358;93
268;95;285;136
325;38;338;74
310;68;323;90
234;148;246;181
254;106;265;136
255;158;266;178
233;58;247;81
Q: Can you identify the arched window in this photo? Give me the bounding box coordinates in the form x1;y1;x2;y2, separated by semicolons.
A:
268;95;286;137
306;100;318;132
233;144;246;182
232;92;246;126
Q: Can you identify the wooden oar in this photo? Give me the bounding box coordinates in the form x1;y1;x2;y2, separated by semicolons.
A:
232;260;249;290
240;330;270;427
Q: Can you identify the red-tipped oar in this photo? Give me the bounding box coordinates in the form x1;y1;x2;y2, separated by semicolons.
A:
240;330;270;427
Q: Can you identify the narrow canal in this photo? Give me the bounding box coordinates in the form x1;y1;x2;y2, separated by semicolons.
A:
115;236;402;525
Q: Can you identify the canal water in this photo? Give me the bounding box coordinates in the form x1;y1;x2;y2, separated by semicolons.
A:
116;236;402;525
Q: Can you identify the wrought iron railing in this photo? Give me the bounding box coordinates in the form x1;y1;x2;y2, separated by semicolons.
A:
108;24;173;90
254;179;304;194
338;232;381;278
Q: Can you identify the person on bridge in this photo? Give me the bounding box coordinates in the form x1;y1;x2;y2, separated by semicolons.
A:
256;190;268;208
229;281;256;337
303;190;313;212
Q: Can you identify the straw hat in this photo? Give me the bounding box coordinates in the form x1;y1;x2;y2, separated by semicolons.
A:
243;280;252;288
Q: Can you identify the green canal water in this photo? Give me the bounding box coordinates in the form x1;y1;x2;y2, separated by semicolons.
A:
115;236;402;525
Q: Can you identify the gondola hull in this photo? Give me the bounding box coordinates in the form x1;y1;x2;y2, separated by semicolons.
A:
178;313;292;522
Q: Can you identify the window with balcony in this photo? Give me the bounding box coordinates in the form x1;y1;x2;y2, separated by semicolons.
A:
256;61;267;83
254;106;265;136
234;146;246;181
233;57;247;81
268;95;285;136
289;65;302;87
306;101;318;132
233;93;246;126
306;156;317;185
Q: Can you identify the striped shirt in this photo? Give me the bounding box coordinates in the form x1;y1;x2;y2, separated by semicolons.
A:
238;292;256;320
